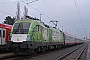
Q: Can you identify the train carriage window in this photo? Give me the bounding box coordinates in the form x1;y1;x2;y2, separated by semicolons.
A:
3;30;5;38
0;30;1;37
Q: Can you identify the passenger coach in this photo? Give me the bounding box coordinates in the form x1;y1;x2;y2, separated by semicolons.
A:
0;24;12;50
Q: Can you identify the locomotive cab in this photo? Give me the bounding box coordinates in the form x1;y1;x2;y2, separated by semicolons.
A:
9;20;44;55
11;22;31;42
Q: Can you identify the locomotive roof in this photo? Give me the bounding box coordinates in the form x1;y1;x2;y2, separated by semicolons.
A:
14;19;62;32
15;19;32;23
14;19;45;27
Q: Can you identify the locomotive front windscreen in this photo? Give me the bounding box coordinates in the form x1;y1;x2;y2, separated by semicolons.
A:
12;22;30;34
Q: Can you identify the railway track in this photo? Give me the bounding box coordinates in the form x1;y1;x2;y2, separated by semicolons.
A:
0;53;14;59
0;53;28;60
56;43;88;60
0;43;88;60
0;49;58;60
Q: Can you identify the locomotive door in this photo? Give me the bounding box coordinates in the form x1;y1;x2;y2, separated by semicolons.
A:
0;28;6;45
49;29;52;42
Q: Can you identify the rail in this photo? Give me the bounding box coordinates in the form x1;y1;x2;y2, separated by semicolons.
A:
57;43;87;60
76;44;88;60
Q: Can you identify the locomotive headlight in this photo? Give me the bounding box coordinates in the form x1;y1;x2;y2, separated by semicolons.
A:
26;36;30;41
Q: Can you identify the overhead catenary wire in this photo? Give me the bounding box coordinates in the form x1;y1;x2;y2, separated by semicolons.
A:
21;0;53;20
21;0;70;33
42;0;72;32
74;0;87;38
0;0;70;32
21;0;65;30
73;0;85;29
0;11;15;17
27;0;38;4
42;0;62;20
0;11;16;23
0;1;19;4
0;0;84;37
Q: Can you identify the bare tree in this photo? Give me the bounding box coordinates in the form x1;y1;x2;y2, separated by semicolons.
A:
16;2;20;21
23;6;28;19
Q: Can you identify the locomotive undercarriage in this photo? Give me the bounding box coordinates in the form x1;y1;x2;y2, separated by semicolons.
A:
8;41;64;55
0;44;9;51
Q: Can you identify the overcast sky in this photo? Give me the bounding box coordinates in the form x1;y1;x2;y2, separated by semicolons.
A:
0;0;90;39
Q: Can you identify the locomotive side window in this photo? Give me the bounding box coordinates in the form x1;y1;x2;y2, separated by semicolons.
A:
36;25;39;32
3;30;5;38
0;30;1;37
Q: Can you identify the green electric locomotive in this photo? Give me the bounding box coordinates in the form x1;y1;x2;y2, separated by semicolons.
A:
8;19;65;55
8;19;83;55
